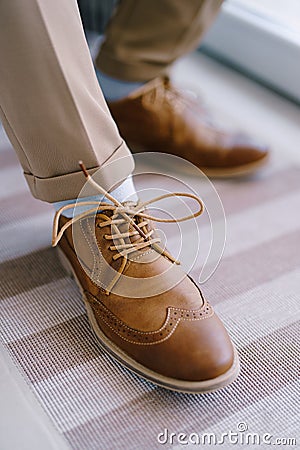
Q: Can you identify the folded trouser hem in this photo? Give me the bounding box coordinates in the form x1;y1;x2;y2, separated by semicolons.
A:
96;50;170;82
24;141;134;203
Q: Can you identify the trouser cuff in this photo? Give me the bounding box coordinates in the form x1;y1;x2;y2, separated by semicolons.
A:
96;49;170;82
24;141;134;203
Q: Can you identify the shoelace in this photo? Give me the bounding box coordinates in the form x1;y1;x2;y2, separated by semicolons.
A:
141;78;192;112
52;162;204;294
140;77;214;127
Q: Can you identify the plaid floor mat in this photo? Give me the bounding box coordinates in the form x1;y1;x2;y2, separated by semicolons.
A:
1;137;299;449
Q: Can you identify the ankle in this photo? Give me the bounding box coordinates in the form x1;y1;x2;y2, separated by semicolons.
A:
53;175;138;218
96;69;144;102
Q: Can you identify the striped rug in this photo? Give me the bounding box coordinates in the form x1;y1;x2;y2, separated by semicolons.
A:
0;130;299;449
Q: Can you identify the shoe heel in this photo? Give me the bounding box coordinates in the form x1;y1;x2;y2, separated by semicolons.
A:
57;247;74;279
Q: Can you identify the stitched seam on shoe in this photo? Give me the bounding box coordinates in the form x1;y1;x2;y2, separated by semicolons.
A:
100;316;180;346
87;219;104;285
97;310;213;346
130;248;155;262
88;294;214;345
76;219;106;291
82;219;96;278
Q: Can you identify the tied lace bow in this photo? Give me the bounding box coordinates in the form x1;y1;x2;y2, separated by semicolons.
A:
52;162;204;294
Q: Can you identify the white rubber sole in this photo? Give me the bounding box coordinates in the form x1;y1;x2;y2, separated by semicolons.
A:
58;247;240;394
130;144;269;179
198;153;270;178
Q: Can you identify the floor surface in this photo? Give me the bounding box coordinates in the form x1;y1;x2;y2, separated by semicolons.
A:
0;51;299;449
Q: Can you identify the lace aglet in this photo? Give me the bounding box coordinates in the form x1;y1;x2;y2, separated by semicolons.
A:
78;159;117;201
79;160;89;179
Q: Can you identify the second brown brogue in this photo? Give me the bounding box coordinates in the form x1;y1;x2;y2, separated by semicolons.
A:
108;77;269;177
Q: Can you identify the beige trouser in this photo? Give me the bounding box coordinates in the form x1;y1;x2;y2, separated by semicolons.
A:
97;0;223;81
0;0;222;203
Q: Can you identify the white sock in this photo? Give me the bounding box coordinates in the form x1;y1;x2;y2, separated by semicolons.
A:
53;175;138;218
96;69;144;102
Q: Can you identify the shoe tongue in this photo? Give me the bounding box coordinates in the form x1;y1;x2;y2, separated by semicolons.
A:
128;76;165;99
123;208;150;247
114;201;161;262
121;200;137;209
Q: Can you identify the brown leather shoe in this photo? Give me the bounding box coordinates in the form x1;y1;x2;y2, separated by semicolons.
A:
108;77;269;177
52;176;239;393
